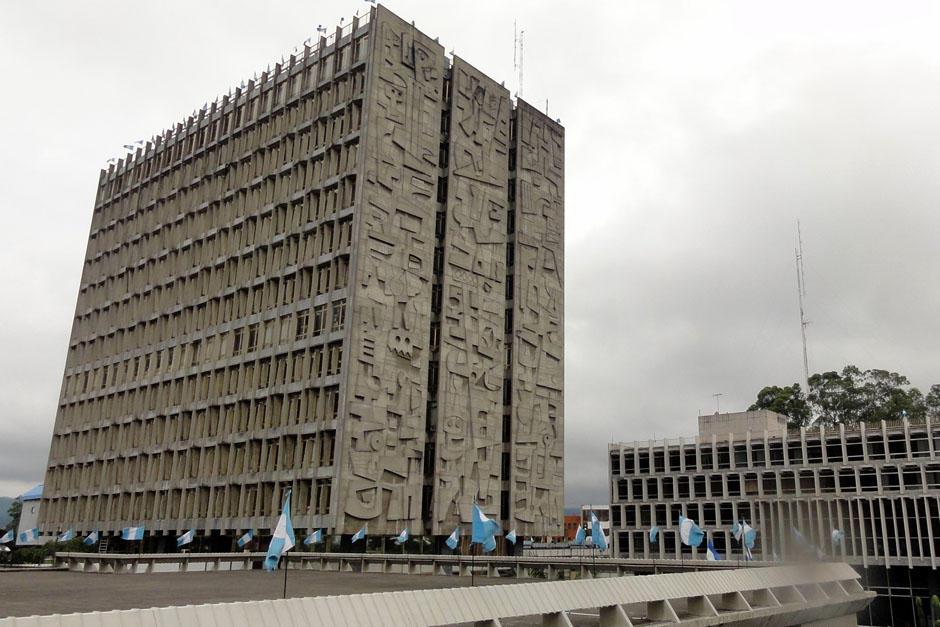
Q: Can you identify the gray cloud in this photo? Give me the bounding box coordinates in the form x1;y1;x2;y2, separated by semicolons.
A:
1;1;937;508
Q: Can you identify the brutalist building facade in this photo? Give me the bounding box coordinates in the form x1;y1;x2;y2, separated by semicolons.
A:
39;5;564;549
609;411;940;626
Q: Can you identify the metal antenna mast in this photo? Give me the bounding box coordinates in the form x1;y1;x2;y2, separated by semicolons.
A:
513;22;524;98
795;220;811;394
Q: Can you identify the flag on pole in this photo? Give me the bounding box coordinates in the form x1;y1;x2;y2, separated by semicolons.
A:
0;529;13;544
678;515;704;548
19;528;41;543
57;529;75;543
264;489;295;572
237;530;254;548
121;527;144;541
471;503;499;552
445;526;461;550
573;524;586;546
505;529;517;545
831;529;845;546
176;529;195;548
731;521;742;543
394;528;409;545
742;521;757;559
649;526;659;545
706;540;722;561
83;531;99;546
590;511;608;552
351;525;367;544
303;529;323;546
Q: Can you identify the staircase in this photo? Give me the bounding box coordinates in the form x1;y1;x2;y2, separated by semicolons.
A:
98;537;109;554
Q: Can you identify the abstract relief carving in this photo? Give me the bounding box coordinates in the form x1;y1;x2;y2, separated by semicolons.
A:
339;7;444;534
432;59;510;534
511;101;565;534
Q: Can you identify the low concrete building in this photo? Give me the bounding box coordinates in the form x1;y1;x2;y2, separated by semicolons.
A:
609;412;940;626
15;484;44;546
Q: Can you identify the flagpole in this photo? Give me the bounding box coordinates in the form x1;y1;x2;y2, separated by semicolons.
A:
282;552;289;599
471;542;475;587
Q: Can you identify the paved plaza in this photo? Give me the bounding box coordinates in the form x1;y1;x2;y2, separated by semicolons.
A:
0;569;556;623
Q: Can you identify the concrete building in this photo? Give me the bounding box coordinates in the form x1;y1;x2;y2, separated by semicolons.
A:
609;411;940;625
39;4;564;548
15;484;44;546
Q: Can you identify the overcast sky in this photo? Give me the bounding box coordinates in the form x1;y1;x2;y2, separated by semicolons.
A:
1;1;938;507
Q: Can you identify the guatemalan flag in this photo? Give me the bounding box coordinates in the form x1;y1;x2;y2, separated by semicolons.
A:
573;524;586;546
649;526;659;545
19;528;41;543
83;531;99;546
505;529;517;545
471;503;499;552
706;540;722;561
742;521;757;560
304;529;323;546
1;529;15;544
351;525;367;544
237;530;254;548
121;527;144;541
445;526;460;550
394;528;409;545
590;511;608;552
678;515;704;548
57;529;75;543
264;489;295;572
176;529;195;548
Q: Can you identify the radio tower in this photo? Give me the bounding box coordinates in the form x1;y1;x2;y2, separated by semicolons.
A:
795;220;811;396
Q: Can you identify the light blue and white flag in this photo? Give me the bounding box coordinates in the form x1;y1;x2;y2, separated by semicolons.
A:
57;529;75;543
471;503;499;552
1;529;14;544
83;531;99;546
264;489;295;572
304;529;323;546
742;521;757;560
831;529;845;546
649;526;659;545
445;526;461;550
573;524;586;546
731;521;742;543
505;529;517;545
121;527;144;541
590;511;608;552
678;515;704;548
351;525;367;544
237;530;254;548
706;540;722;561
19;528;40;543
176;529;195;548
394;528;409;545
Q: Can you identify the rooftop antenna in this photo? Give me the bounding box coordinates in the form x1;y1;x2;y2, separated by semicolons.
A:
795;220;811;397
514;21;524;98
712;393;723;414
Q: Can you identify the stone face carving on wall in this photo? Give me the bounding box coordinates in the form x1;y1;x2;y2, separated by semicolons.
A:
510;100;565;535
432;58;510;534
338;6;445;534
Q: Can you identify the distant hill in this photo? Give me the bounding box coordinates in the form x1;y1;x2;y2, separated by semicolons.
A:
0;497;13;527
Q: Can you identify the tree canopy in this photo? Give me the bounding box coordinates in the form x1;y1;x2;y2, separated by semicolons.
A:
749;365;938;428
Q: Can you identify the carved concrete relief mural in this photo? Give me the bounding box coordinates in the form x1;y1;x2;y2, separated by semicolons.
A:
338;6;445;534
511;101;565;534
432;58;510;534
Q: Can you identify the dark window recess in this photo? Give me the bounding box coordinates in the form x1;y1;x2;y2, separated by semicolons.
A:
508;147;517;171
507;210;515;234
508;179;516;202
506;242;514;267
503;379;512;406
432;284;442;311
610;453;621;475
435;211;446;240
504;309;513;333
501;452;510;480
505;275;514;299
438;143;449;169
433;247;444;274
423;443;436;476
503;415;512;442
428;365;438;395
437;176;448;203
500;490;509;520
422;485;433;520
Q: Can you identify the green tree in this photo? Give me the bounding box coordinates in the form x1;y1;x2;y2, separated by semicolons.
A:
750;365;934;427
748;384;811;428
7;500;21;534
